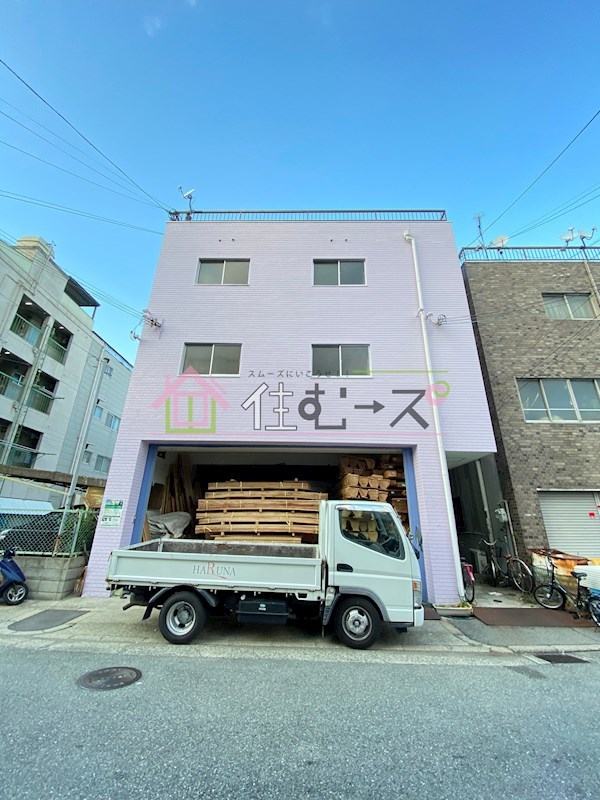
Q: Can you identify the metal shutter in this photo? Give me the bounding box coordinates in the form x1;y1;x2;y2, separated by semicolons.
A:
538;491;600;558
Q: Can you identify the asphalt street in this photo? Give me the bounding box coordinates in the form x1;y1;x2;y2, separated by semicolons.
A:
3;640;599;800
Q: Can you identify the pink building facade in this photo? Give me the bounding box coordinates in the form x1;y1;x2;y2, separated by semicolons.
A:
85;211;496;603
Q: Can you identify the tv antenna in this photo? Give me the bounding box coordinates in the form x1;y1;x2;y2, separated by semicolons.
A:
178;185;195;214
490;235;509;250
474;212;485;247
578;227;597;247
560;227;576;246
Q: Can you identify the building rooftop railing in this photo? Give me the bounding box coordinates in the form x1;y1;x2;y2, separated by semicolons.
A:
168;209;447;222
460;246;600;262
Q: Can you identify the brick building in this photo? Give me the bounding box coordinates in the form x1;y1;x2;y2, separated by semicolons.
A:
460;245;600;559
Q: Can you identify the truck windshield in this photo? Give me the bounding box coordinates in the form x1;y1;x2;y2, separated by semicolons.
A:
338;507;406;559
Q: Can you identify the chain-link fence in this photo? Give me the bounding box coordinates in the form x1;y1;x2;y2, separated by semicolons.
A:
0;509;98;556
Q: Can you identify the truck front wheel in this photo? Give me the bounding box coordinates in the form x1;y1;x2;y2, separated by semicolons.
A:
159;591;207;644
333;597;381;649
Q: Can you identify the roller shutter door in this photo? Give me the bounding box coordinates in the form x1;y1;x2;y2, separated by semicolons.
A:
538;491;600;558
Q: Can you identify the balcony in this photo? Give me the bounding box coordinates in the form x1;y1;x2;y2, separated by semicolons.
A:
47;336;68;364
26;385;54;414
0;440;40;468
0;371;24;402
10;313;43;347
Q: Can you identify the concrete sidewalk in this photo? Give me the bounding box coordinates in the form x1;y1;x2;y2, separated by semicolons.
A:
1;593;599;657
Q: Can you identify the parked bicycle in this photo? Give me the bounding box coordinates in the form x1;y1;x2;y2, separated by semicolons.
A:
479;538;534;593
460;557;475;603
533;557;600;628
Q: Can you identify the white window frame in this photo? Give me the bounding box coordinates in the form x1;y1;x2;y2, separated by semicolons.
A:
311;344;372;378
82;450;92;465
542;293;597;320
312;259;366;286
94;405;103;420
195;259;250;286
181;343;242;377
517;377;600;423
103;364;113;378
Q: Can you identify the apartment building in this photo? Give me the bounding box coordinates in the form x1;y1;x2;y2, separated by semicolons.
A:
85;210;495;603
0;236;132;504
460;245;600;559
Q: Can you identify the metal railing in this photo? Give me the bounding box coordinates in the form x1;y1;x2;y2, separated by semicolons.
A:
460;246;600;262
0;509;98;555
26;385;54;414
169;209;448;222
0;439;40;468
10;313;43;346
46;336;68;364
0;371;24;402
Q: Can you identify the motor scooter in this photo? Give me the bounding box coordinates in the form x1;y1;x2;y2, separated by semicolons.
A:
0;533;28;605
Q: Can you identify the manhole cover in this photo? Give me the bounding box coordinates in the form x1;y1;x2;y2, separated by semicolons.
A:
534;653;587;664
76;667;142;691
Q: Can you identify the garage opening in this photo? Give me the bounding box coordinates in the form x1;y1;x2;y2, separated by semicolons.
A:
140;448;410;546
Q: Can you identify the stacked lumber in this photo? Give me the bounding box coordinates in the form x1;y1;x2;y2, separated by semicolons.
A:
378;453;408;525
336;456;390;502
196;480;327;543
160;455;196;519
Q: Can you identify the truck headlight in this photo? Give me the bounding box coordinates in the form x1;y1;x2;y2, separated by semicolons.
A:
412;580;422;608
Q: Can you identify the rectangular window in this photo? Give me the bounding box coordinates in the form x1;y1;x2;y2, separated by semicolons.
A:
82;450;92;465
105;412;121;431
314;260;365;286
95;454;111;473
312;345;370;377
104;365;113;378
183;344;241;376
542;293;596;320
338;507;406;559
94;405;103;420
518;378;600;422
196;260;249;285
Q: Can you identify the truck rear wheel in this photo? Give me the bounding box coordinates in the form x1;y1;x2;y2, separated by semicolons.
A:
159;591;207;644
333;597;381;649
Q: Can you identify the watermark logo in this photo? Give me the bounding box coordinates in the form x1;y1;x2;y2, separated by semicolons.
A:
152;368;229;434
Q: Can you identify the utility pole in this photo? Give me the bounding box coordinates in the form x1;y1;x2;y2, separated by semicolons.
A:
56;347;108;541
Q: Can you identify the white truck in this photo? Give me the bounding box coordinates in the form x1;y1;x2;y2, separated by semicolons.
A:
106;500;424;649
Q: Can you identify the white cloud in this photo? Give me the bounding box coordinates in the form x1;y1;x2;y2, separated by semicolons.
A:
143;16;162;37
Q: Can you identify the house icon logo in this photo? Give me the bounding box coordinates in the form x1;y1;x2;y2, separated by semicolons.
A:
152;368;229;434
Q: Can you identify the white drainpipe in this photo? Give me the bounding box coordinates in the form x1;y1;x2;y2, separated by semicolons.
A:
404;231;465;601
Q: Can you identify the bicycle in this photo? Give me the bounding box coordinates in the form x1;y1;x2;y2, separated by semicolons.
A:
479;538;534;593
460;557;475;603
533;557;600;628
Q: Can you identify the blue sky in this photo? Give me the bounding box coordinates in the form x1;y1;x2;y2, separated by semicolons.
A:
2;0;600;362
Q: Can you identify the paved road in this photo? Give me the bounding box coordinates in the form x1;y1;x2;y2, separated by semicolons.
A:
2;641;599;800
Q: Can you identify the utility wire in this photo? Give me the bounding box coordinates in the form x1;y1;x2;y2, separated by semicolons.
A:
493;314;600;414
507;178;600;239
466;107;600;246
0;189;163;235
0;139;157;207
0;109;146;198
509;189;600;239
0;58;171;213
0;96;128;183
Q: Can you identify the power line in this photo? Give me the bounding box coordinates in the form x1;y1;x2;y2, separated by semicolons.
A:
0;139;158;207
508;189;600;240
493;314;600;414
0;109;146;198
0;96;129;183
0;58;171;213
0;189;163;235
466;107;600;246
506;178;600;240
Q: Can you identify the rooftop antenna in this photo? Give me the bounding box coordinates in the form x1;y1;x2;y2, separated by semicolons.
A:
474;212;485;247
560;227;576;246
178;185;195;217
578;227;597;247
490;235;509;251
